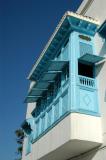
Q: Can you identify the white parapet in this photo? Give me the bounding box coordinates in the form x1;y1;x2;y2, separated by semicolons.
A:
24;113;103;160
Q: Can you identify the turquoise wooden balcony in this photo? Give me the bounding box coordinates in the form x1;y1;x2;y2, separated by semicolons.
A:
31;78;69;142
77;75;100;116
22;12;104;160
23;75;99;144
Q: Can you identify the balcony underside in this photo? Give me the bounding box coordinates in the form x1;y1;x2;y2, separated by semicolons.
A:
39;140;100;160
31;113;102;160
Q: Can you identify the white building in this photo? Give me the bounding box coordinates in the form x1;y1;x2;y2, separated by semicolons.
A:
22;0;106;160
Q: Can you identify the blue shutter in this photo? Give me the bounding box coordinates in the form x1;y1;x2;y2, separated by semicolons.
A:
80;42;93;56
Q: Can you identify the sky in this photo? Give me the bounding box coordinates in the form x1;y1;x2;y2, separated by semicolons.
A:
0;0;83;159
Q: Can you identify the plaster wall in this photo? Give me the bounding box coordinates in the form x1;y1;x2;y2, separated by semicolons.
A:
22;113;102;160
73;0;106;159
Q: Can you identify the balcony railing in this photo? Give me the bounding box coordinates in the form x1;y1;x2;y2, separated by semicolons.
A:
78;75;96;89
32;79;69;142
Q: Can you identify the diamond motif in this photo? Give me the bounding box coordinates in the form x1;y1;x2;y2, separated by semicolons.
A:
83;94;91;106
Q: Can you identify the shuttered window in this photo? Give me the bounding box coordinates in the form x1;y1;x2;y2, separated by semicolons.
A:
80;42;93;56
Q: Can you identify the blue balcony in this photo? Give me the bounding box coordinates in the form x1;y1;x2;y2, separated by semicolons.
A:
77;75;99;116
23;75;99;145
32;79;69;142
22;12;104;160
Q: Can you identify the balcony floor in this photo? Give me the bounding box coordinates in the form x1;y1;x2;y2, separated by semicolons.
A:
39;140;101;160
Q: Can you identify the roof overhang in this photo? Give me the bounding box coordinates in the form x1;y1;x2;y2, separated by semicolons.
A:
79;53;105;64
25;60;68;103
28;11;100;81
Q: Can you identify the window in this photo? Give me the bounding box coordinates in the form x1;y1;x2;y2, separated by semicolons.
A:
47;84;54;105
35;99;41;117
42;92;47;110
80;42;93;56
54;74;61;96
78;62;94;78
62;65;69;83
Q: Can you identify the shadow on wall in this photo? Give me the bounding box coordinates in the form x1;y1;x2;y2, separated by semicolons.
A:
105;89;106;102
95;61;106;104
68;147;99;160
99;40;106;56
99;40;106;102
95;61;105;77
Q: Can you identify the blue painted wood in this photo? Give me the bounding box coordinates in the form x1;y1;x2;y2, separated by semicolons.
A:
69;31;79;111
79;42;93;56
25;25;101;146
61;44;68;60
62;91;68;115
47;107;52;127
54;101;59;121
41;115;45;133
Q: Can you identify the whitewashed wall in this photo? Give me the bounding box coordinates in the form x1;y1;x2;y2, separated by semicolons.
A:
74;0;106;160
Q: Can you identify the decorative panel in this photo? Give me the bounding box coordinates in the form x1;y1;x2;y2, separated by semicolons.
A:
62;92;68;114
47;107;52;127
79;87;98;113
41;115;45;133
35;119;40;137
54;101;59;121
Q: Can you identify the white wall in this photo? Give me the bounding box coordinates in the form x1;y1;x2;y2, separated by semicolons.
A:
22;113;102;160
75;0;106;159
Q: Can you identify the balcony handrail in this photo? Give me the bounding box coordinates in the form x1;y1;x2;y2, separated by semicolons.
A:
78;75;96;89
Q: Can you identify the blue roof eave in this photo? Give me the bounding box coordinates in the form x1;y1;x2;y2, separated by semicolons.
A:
28;12;99;81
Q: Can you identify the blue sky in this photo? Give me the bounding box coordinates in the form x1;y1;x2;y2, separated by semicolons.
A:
0;0;83;159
